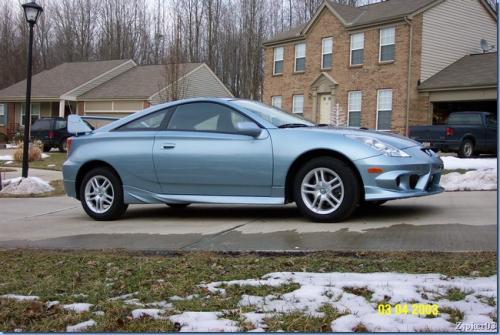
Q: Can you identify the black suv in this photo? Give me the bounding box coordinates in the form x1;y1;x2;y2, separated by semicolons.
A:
31;117;70;152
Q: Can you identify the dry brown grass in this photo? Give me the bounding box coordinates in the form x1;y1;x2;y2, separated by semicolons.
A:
13;144;42;162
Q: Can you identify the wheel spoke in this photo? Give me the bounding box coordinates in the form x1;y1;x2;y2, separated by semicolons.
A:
311;194;320;208
328;193;340;204
324;197;336;208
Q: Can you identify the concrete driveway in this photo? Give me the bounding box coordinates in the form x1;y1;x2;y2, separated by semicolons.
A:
0;191;496;252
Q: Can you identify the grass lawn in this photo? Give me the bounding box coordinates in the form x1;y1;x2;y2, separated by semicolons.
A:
0;152;66;171
0;250;495;332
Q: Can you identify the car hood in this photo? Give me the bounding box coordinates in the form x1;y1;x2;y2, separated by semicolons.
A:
299;126;421;149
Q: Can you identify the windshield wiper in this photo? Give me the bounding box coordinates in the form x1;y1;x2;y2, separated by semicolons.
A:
278;123;310;128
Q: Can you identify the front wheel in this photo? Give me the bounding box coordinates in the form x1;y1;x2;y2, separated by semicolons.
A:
293;157;360;222
79;167;128;221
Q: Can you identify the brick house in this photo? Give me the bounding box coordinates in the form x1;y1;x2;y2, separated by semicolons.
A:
0;61;232;138
262;0;497;134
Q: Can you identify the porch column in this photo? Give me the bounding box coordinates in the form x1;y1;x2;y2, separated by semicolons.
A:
311;90;318;123
59;99;65;117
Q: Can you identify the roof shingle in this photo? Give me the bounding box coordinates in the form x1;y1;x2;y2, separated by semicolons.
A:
418;52;497;91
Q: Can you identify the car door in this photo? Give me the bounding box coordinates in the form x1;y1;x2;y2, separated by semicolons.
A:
153;101;273;197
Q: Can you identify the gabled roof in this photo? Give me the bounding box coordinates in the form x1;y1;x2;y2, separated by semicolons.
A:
0;59;130;99
419;52;497;91
264;0;496;46
80;63;202;100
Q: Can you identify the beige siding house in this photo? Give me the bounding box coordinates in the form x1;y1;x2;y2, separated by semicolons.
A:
0;61;232;137
262;0;496;134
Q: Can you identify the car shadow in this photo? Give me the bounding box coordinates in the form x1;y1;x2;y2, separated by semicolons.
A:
121;202;440;223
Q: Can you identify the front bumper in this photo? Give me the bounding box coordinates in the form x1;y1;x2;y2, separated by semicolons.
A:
354;146;444;201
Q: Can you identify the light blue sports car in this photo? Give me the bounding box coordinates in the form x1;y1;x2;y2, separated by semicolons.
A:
63;98;444;222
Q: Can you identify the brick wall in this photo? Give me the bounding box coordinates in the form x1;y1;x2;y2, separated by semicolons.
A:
263;8;426;134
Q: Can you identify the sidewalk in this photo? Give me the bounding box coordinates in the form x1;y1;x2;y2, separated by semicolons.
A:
2;167;62;182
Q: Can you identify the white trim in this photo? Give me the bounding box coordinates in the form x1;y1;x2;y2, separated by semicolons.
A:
350;32;364;66
379;26;396;62
347;91;362;127
273;47;284;75
60;60;137;100
321;37;333;69
376;89;393;131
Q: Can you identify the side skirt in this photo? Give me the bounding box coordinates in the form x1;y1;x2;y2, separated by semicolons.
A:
123;185;285;205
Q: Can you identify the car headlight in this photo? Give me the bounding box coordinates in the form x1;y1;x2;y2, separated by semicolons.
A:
345;135;411;157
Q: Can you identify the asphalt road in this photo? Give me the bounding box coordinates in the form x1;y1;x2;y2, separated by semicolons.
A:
0;191;496;252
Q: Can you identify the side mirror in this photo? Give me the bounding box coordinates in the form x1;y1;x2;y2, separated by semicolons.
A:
236;121;262;138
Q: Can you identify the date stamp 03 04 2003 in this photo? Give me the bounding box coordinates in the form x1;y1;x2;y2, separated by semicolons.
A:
377;304;497;331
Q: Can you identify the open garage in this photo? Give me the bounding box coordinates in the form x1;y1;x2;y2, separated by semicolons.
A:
419;52;497;124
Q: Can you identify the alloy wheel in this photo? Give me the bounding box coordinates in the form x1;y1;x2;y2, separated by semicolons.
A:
84;175;114;214
301;167;344;215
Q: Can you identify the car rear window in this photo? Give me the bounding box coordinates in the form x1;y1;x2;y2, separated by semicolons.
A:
31;119;52;130
448;113;482;126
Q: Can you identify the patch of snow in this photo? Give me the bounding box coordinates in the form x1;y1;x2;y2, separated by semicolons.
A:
441;169;497;191
62;303;93;313
4;160;12;165
0;294;39;301
441;156;497;170
93;311;105;316
0;155;13;160
0;177;53;194
147;300;173;309
204;272;497;332
41;153;50;159
123;298;144;306
109;292;138;301
169;294;199;301
5;144;17;149
46;301;59;308
243;312;273;330
131;308;165;319
169;311;240;332
47;164;56;168
66;319;96;332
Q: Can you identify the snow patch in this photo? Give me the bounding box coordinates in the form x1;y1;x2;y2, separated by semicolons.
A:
0;177;53;194
0;155;13;161
62;303;93;313
66;319;96;332
41;153;50;159
441;169;497;191
46;300;59;308
109;292;138;301
169;311;239;332
131;308;165;319
5;144;17;149
204;272;497;332
441;156;496;170
0;294;39;301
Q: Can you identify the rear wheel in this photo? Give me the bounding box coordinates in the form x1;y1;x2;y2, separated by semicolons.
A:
79;167;128;221
458;139;475;158
293;157;360;222
59;140;67;152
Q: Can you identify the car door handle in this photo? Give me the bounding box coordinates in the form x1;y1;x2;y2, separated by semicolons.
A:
161;143;176;150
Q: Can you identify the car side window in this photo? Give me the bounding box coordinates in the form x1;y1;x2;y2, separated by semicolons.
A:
56;120;66;129
167;102;253;134
118;109;170;131
487;115;497;128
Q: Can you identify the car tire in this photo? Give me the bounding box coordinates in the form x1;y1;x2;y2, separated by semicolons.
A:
42;144;51;152
293;157;360;223
458;139;475;158
79;167;128;221
166;203;190;209
59;140;67;152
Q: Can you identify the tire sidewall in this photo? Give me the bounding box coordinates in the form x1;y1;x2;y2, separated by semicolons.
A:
293;157;360;222
79;167;126;221
459;139;474;158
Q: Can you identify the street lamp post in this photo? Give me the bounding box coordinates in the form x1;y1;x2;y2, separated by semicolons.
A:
21;0;43;178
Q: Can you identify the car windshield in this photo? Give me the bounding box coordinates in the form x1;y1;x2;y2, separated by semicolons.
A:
231;100;315;127
32;119;52;130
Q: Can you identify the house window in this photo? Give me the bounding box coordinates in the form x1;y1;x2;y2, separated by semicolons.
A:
273;47;284;75
348;91;362;127
21;103;41;126
0;104;5;125
294;43;306;72
292;95;304;115
377;89;392;130
350;33;364;66
379;27;395;62
271;96;282;109
321;37;333;69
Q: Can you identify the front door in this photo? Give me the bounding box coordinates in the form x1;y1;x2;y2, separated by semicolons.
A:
319;94;332;124
153;101;273;196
